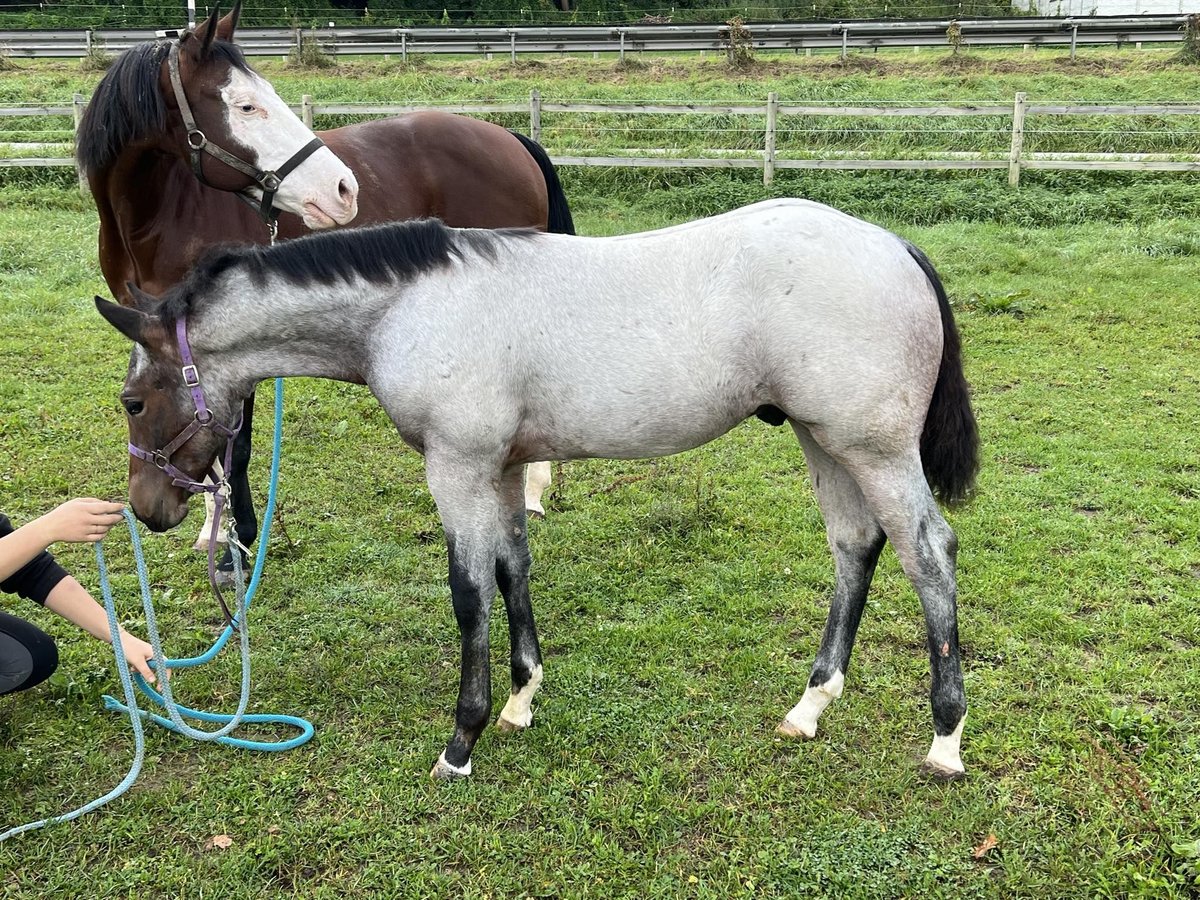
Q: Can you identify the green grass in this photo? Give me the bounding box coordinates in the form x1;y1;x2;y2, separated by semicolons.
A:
1;49;1199;898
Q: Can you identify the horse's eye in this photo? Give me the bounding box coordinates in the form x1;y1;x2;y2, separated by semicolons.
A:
240;104;256;113
123;399;145;416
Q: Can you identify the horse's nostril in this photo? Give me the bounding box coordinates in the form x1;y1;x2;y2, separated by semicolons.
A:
338;179;352;202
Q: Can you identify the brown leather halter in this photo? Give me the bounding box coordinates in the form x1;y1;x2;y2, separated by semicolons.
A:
167;40;325;228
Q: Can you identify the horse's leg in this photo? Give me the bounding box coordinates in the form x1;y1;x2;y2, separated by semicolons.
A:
217;392;259;583
193;461;229;551
523;461;552;518
778;425;886;741
494;464;544;732
425;453;503;779
837;449;967;779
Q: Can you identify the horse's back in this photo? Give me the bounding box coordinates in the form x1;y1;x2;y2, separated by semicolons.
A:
375;202;942;459
321;111;548;230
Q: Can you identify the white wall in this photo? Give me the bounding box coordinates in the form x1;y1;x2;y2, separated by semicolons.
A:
1024;0;1194;13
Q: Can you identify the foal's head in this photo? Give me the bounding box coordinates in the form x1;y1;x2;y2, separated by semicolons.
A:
95;287;244;533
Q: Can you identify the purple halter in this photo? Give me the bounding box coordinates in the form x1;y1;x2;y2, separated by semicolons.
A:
128;317;243;623
128;318;242;492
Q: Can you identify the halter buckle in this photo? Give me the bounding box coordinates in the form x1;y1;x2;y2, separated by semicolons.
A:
187;129;207;151
195;408;214;426
151;450;170;469
182;363;200;386
260;172;281;192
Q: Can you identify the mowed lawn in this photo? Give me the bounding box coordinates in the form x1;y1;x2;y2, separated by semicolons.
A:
0;189;1198;897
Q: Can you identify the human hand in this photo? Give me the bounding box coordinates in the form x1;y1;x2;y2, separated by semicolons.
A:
118;630;169;684
37;498;125;544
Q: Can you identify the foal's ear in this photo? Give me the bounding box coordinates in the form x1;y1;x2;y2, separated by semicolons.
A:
96;297;153;346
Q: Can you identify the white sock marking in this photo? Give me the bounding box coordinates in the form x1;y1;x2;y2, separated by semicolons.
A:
432;751;472;778
782;670;845;738
524;462;551;516
924;715;966;775
499;664;544;728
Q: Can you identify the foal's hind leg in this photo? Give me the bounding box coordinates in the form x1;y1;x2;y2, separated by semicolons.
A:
495;464;545;732
841;451;967;778
779;425;886;740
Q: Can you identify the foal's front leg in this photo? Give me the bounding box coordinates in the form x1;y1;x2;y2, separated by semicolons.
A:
426;454;503;779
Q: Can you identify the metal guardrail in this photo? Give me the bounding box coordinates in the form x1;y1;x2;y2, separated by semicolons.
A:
0;16;1190;60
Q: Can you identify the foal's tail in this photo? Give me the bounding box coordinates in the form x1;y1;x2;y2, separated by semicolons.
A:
905;241;980;506
509;131;577;236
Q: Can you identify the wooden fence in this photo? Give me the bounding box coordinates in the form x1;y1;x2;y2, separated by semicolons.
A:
4;93;1200;187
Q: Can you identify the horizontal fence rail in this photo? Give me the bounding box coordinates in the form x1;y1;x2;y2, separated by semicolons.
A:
4;94;1200;186
0;15;1192;60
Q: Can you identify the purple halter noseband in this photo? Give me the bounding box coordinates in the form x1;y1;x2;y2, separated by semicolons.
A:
128;317;243;622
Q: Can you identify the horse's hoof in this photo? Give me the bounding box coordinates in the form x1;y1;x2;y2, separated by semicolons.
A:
525;506;545;520
495;716;526;734
213;567;237;589
919;759;966;782
193;535;228;552
430;753;472;780
776;718;817;740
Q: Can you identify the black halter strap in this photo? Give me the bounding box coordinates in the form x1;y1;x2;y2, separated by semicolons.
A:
167;40;325;225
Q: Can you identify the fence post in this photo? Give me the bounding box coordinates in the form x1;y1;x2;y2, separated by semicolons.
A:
301;95;313;129
841;24;848;60
1008;91;1027;188
1070;23;1079;60
510;31;517;64
619;30;625;62
764;91;778;187
530;89;542;144
401;31;407;63
72;93;88;194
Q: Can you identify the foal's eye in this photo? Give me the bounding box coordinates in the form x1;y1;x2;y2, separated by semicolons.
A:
123;399;145;416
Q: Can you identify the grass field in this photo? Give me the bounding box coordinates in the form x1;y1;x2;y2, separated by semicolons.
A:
1;50;1199;898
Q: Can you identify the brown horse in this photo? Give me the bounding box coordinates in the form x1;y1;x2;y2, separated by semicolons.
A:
77;4;574;572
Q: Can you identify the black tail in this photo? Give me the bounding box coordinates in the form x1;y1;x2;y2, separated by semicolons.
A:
509;131;576;235
904;241;980;506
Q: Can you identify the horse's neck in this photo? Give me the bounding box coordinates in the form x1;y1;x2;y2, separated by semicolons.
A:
92;147;267;299
195;272;389;386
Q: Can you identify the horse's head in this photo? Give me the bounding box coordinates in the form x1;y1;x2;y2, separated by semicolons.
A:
95;289;244;533
165;3;359;229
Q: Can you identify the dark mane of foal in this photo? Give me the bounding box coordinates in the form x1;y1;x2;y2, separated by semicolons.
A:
75;39;252;173
156;219;537;323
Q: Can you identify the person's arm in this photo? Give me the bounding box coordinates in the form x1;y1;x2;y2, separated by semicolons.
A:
42;577;161;683
0;499;125;583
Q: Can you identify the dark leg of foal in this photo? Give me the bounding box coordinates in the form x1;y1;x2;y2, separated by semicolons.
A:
493;465;544;733
844;451;967;778
217;392;259;580
779;426;887;739
426;454;504;779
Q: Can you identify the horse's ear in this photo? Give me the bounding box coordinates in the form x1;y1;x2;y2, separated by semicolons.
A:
96;297;153;345
126;282;160;311
217;0;242;41
189;3;221;60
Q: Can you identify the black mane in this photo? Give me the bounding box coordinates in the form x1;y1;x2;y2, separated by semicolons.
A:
157;219;537;323
76;39;252;173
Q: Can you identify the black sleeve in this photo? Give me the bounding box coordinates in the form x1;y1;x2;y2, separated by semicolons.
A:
0;514;71;606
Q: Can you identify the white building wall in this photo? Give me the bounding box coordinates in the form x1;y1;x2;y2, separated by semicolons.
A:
1025;0;1194;13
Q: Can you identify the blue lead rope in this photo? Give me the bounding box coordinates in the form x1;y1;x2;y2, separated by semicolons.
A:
0;378;310;842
